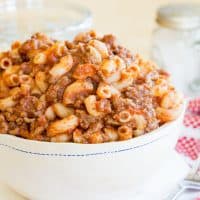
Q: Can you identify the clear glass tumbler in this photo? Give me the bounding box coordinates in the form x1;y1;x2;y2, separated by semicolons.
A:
0;0;92;50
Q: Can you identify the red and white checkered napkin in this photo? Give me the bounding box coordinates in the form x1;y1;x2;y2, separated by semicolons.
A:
175;97;200;161
175;98;200;200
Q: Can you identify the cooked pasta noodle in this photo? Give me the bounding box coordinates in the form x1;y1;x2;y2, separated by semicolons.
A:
53;103;74;118
118;110;132;123
118;125;133;141
50;133;72;142
47;115;79;137
63;80;93;105
0;97;16;111
89;39;109;58
45;106;56;121
33;52;47;65
35;71;48;92
4;74;19;87
0;57;12;69
84;95;103;117
49;55;73;79
104;127;118;142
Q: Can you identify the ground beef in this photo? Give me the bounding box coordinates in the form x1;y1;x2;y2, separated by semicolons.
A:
0;115;8;134
46;76;71;104
101;34;135;65
96;99;112;113
75;110;99;130
20;62;33;74
73;30;96;44
19;96;39;118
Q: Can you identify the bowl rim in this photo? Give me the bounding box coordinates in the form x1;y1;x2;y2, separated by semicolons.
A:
0;102;186;156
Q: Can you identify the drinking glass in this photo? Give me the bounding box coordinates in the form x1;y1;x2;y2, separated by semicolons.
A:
0;0;92;50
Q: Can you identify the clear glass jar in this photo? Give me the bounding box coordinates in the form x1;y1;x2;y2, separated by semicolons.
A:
0;0;92;50
152;4;200;96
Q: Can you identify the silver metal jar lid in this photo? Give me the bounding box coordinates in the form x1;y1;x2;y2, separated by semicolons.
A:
156;3;200;30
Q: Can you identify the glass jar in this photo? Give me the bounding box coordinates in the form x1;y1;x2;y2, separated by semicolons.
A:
152;4;200;96
0;0;92;50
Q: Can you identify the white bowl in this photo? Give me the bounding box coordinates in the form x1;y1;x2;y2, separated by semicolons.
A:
0;104;185;200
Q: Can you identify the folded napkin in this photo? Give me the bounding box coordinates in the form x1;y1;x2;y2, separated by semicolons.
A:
175;97;200;200
176;98;200;162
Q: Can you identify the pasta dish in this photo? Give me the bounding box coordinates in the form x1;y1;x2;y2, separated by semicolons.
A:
0;31;183;143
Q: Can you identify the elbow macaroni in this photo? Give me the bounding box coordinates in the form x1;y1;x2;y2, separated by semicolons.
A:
47;115;79;137
4;74;19;87
0;31;183;143
53;103;74;118
0;57;12;69
49;55;73;79
63;80;94;105
89;39;109;59
118;125;133;141
0;96;16;111
35;71;48;92
97;82;119;98
45;106;56;121
84;95;103;117
33;52;47;65
72;64;96;80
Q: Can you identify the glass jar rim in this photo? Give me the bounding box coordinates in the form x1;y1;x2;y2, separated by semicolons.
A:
156;3;200;30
